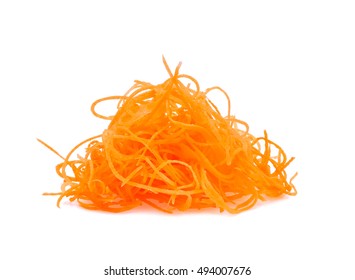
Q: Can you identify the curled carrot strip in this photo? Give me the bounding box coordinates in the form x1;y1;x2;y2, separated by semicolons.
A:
39;57;297;213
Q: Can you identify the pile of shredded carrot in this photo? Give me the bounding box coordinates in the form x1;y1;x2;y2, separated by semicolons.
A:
40;57;297;213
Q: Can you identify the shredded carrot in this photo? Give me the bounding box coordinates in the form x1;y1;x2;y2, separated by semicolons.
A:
39;57;297;214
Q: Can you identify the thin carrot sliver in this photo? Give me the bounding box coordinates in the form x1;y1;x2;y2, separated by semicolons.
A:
39;57;297;214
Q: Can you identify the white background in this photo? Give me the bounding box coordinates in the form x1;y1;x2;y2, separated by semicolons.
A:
1;1;354;279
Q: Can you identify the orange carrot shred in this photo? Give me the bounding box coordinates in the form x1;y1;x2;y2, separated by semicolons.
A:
39;57;297;214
